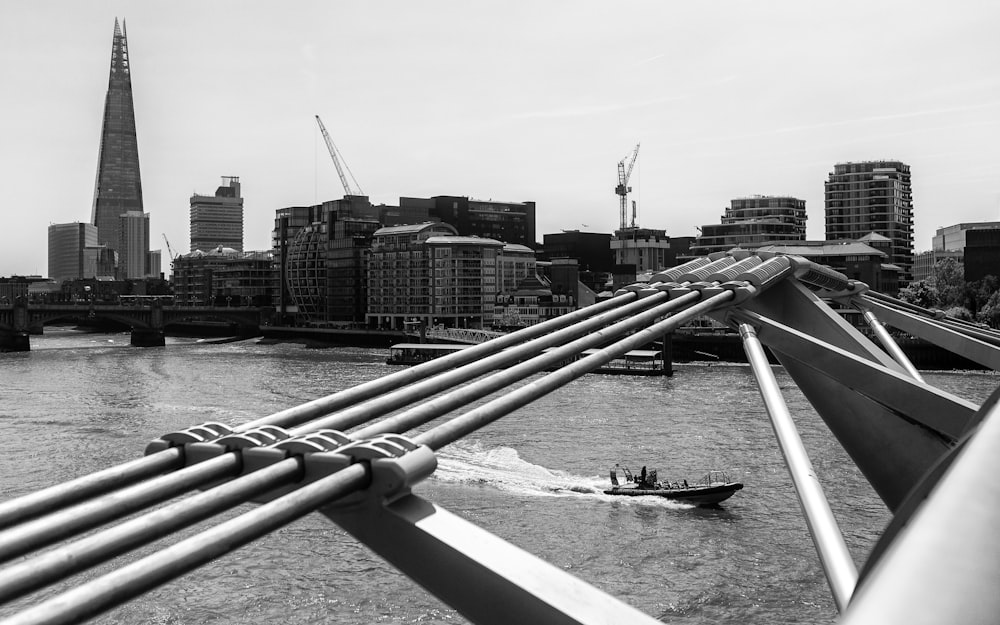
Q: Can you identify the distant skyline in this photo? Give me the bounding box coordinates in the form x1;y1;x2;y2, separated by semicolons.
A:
2;1;999;276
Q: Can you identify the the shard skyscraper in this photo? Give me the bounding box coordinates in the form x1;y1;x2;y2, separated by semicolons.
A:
91;18;147;278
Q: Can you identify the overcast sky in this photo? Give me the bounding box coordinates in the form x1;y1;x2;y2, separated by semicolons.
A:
2;1;999;277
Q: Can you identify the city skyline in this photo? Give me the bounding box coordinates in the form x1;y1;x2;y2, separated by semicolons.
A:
2;1;999;277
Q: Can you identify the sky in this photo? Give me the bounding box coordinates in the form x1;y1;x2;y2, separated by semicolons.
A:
2;1;999;277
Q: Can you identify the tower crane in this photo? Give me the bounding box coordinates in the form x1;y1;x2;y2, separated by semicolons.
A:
615;143;640;230
315;115;364;197
162;233;176;261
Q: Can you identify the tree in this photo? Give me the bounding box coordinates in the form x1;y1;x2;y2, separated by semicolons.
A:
897;280;939;309
974;275;1000;328
979;291;1000;329
932;257;968;309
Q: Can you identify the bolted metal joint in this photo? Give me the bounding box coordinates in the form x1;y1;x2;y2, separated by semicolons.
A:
718;281;758;304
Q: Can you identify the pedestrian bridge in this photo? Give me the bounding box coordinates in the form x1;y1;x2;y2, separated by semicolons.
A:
0;301;270;351
1;250;999;624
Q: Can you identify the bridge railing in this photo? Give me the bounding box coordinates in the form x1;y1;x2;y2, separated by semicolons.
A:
1;250;999;624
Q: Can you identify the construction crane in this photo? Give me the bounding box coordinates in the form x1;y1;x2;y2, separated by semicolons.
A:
315;114;364;197
615;143;640;230
161;234;176;261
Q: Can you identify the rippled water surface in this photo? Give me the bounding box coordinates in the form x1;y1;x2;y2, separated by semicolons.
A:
1;328;997;623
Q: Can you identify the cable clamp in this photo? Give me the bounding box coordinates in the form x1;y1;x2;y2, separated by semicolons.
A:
144;421;233;456
320;434;438;507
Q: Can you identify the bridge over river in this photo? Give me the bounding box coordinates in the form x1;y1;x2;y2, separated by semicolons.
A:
0;301;271;351
2;250;1000;624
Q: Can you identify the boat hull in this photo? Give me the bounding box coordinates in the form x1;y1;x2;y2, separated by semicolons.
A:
603;482;743;506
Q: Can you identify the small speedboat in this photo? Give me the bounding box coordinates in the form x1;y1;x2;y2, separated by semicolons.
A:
604;465;743;506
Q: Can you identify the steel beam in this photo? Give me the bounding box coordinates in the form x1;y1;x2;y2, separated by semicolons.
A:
858;295;1000;370
323;493;662;625
731;308;975;510
841;397;1000;625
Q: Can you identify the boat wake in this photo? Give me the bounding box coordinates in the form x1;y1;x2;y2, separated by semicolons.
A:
433;441;692;508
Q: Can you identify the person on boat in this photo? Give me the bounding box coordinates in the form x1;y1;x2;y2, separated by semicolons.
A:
640;466;647;487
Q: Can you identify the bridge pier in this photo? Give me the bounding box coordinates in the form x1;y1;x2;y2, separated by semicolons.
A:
0;329;30;352
130;327;165;347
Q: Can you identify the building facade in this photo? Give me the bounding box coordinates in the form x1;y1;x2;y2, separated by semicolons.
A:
366;223;458;330
48;222;102;284
691;195;807;256
119;210;150;279
611;227;671;274
541;231;613;273
191;177;244;252
401;196;536;246
493;273;576;330
913;250;964;282
327;217;381;323
367;222;519;330
272;198;384;326
171;247;275;306
825;160;914;284
91;19;148;279
932;222;1000;252
497;243;537;294
964;228;1000;283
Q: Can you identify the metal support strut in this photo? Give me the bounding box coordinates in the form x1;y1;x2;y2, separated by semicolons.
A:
739;323;858;612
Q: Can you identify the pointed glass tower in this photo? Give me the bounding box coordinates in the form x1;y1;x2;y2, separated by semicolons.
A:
91;18;146;277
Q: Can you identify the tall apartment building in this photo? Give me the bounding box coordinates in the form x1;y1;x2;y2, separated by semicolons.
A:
825;160;914;284
691;195;807;256
91;19;148;278
190;177;244;252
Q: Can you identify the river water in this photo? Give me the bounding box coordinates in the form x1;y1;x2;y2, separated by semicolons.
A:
1;328;997;624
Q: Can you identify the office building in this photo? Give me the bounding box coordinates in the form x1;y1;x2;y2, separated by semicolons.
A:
47;222;116;283
48;222;98;284
913;250;963;282
825;161;914;284
119;211;150;279
400;196;536;246
691;195;807;256
147;250;162;278
932;222;1000;252
541;231;613;273
964;229;1000;283
327;217;381;323
191;177;244;252
91;19;147;278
